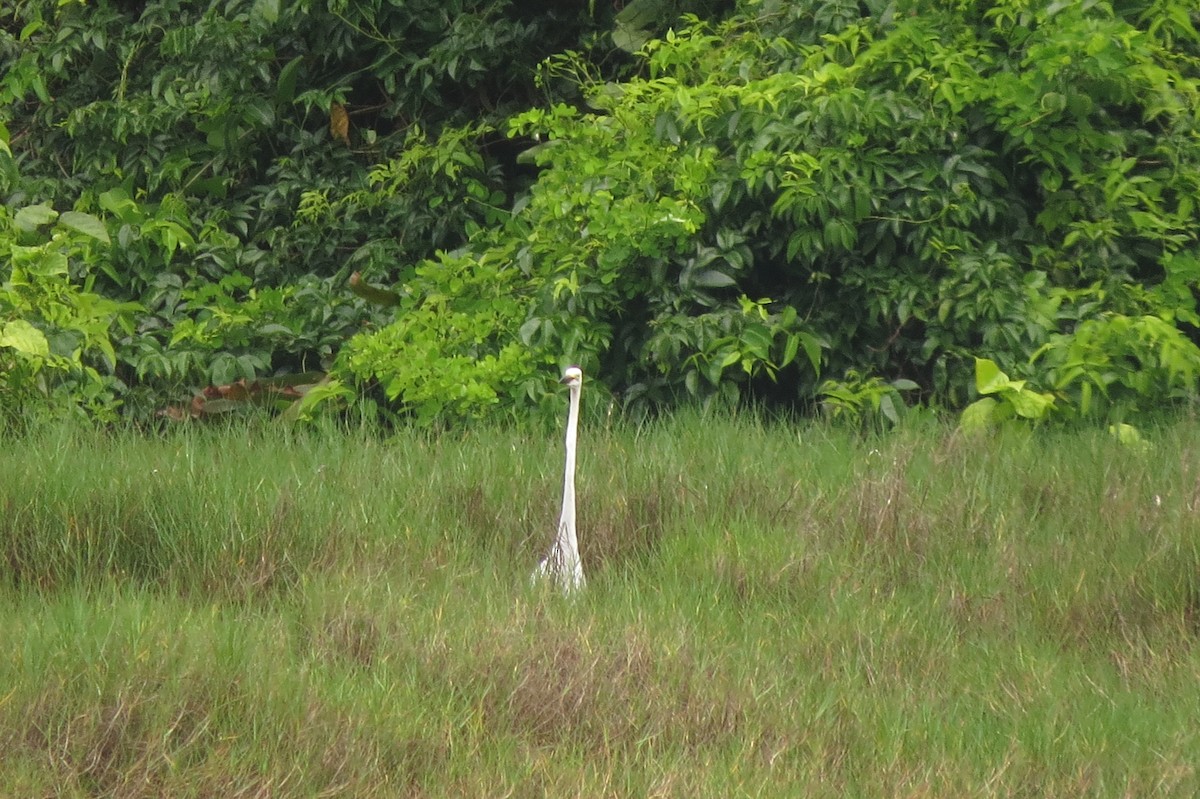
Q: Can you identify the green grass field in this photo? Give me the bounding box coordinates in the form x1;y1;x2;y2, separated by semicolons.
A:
1;416;1198;797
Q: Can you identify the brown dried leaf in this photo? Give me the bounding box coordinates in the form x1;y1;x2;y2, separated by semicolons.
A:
329;102;350;146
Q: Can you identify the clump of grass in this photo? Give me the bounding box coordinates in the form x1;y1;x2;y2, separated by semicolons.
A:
1;415;1198;796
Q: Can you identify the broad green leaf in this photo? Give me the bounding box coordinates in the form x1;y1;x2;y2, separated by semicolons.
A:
740;324;773;358
612;24;652;53
781;333;800;367
959;397;1001;432
276;56;304;106
14;204;58;232
58;211;110;243
243;98;275;128
98;188;140;223
1007;388;1054;419
1040;92;1067;113
1108;423;1149;451
19;19;43;40
614;0;664;29
518;317;540;345
879;393;899;425
23;249;69;277
711;181;730;211
0;319;50;358
692;269;737;288
974;357;1012;395
799;332;823;376
516;141;554;165
785;231;809;262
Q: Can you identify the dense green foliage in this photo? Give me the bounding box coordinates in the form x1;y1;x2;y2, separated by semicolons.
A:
3;0;1200;424
2;0;609;420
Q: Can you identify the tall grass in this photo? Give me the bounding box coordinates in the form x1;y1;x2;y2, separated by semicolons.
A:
1;416;1198;796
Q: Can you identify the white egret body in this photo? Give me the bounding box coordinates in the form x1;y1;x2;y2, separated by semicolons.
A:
534;366;586;593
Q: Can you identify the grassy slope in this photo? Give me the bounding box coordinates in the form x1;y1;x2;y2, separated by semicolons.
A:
0;416;1197;797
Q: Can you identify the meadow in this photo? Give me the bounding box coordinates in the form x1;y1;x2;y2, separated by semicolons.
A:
0;414;1197;797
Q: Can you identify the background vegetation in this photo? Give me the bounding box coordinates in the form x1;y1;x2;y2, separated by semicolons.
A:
3;0;1199;426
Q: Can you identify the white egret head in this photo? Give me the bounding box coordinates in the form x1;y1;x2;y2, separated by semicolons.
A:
560;365;583;387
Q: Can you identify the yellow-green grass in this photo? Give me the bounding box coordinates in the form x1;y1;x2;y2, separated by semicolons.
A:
1;417;1197;796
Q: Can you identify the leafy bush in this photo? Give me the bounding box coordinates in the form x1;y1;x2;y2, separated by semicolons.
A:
2;0;606;420
4;0;1200;425
820;370;920;428
959;357;1056;432
0;203;137;424
1036;313;1200;417
341;0;1200;421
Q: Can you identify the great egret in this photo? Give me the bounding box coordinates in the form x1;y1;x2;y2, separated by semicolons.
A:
533;365;586;593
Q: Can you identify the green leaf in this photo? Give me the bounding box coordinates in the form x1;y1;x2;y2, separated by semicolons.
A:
612;24;652;53
1040;92;1067;113
959;397;1002;432
58;211;111;244
518;317;540;345
692;270;737;288
16;249;70;277
799;333;823;376
614;0;664;29
711;181;730;211
18;19;43;40
243;98;275;128
741;324;773;358
14;204;58;232
974;357;1010;395
516;141;554;165
781;333;800;367
276;56;304;106
1108;423;1149;452
1007;388;1054;419
252;0;280;24
97;188;140;224
0;320;50;358
879;393;899;425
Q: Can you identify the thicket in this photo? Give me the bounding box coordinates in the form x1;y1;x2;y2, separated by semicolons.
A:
3;0;1199;426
